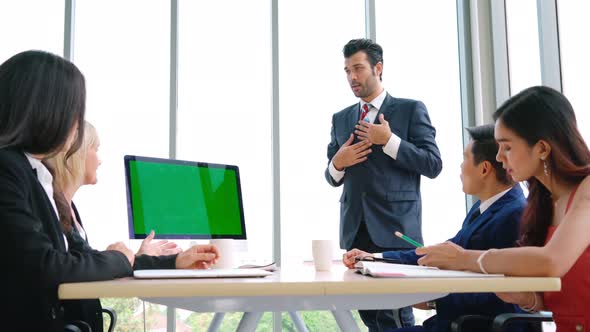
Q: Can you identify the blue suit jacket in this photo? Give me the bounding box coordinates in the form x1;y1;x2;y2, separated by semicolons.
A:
325;94;442;249
383;185;528;332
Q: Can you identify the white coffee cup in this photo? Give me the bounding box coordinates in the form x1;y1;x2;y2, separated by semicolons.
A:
209;239;235;269
311;240;333;271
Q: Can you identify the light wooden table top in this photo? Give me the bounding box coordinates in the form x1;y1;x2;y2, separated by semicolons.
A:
59;264;561;300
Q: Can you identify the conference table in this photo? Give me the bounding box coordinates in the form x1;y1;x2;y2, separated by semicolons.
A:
59;264;561;332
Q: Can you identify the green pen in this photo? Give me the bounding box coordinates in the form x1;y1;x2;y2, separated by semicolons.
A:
394;231;423;248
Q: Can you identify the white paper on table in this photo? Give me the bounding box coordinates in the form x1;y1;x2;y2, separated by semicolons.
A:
354;261;504;278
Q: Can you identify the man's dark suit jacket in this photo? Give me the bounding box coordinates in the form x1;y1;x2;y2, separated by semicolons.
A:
0;148;176;331
383;185;528;332
325;94;442;249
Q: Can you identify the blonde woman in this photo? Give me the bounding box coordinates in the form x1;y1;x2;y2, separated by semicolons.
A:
44;121;182;255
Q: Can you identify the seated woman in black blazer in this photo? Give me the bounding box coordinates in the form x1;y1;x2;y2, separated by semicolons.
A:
44;120;183;329
0;50;219;332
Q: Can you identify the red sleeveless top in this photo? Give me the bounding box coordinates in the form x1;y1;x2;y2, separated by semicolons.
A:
543;186;590;331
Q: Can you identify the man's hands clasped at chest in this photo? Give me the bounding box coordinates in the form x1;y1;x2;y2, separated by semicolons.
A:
332;114;392;171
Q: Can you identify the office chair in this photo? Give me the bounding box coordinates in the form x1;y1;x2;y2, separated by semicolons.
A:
491;312;553;332
64;307;117;332
64;321;92;332
450;314;492;332
101;306;117;332
450;312;553;332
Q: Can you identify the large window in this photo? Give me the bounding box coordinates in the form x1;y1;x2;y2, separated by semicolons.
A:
72;0;170;250
177;0;273;262
558;1;590;142
506;0;542;95
375;0;464;245
279;0;365;262
0;0;64;62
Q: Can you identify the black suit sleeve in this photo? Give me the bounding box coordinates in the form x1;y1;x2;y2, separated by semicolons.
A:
0;157;132;289
68;221;177;270
134;254;177;270
394;101;442;179
69;203;178;270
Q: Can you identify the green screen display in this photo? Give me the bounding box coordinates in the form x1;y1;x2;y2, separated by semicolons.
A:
125;156;246;239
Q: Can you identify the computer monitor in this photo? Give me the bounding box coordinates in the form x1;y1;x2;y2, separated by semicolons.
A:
124;155;246;240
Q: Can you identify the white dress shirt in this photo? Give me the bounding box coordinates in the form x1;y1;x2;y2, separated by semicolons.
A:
25;153;68;250
478;187;511;214
329;89;402;182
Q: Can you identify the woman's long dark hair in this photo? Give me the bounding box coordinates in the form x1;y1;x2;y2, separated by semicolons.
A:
0;50;86;158
0;50;86;232
493;86;590;246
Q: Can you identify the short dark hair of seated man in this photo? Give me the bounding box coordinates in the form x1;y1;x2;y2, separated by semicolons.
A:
465;125;512;186
344;124;532;332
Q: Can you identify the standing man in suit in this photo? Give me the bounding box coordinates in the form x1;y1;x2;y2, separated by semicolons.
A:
326;38;443;330
343;125;529;332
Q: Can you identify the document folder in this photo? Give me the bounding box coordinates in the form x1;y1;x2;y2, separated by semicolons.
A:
354;261;504;278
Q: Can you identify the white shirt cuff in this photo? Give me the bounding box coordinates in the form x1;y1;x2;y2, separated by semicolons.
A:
329;160;345;183
383;133;402;159
374;253;383;258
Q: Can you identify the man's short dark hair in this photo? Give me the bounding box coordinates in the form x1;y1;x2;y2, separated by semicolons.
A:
343;39;383;81
465;124;512;185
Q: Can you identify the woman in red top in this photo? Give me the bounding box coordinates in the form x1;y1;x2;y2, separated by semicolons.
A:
416;86;590;331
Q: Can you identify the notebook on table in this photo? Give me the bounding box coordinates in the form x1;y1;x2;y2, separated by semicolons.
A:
134;268;272;279
354;261;504;278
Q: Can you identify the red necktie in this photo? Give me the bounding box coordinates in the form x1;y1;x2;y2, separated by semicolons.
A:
360;103;370;121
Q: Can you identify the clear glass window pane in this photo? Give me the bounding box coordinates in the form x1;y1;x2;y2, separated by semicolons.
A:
506;0;542;95
375;0;464;246
279;0;365;262
557;1;590;142
72;0;170;250
177;0;272;262
0;0;64;62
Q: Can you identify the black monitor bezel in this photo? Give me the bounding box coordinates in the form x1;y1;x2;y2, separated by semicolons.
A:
124;155;247;240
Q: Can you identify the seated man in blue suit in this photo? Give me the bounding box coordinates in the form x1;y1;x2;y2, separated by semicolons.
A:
343;124;529;332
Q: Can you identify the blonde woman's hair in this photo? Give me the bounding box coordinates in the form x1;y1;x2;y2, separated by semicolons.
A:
45;121;99;192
